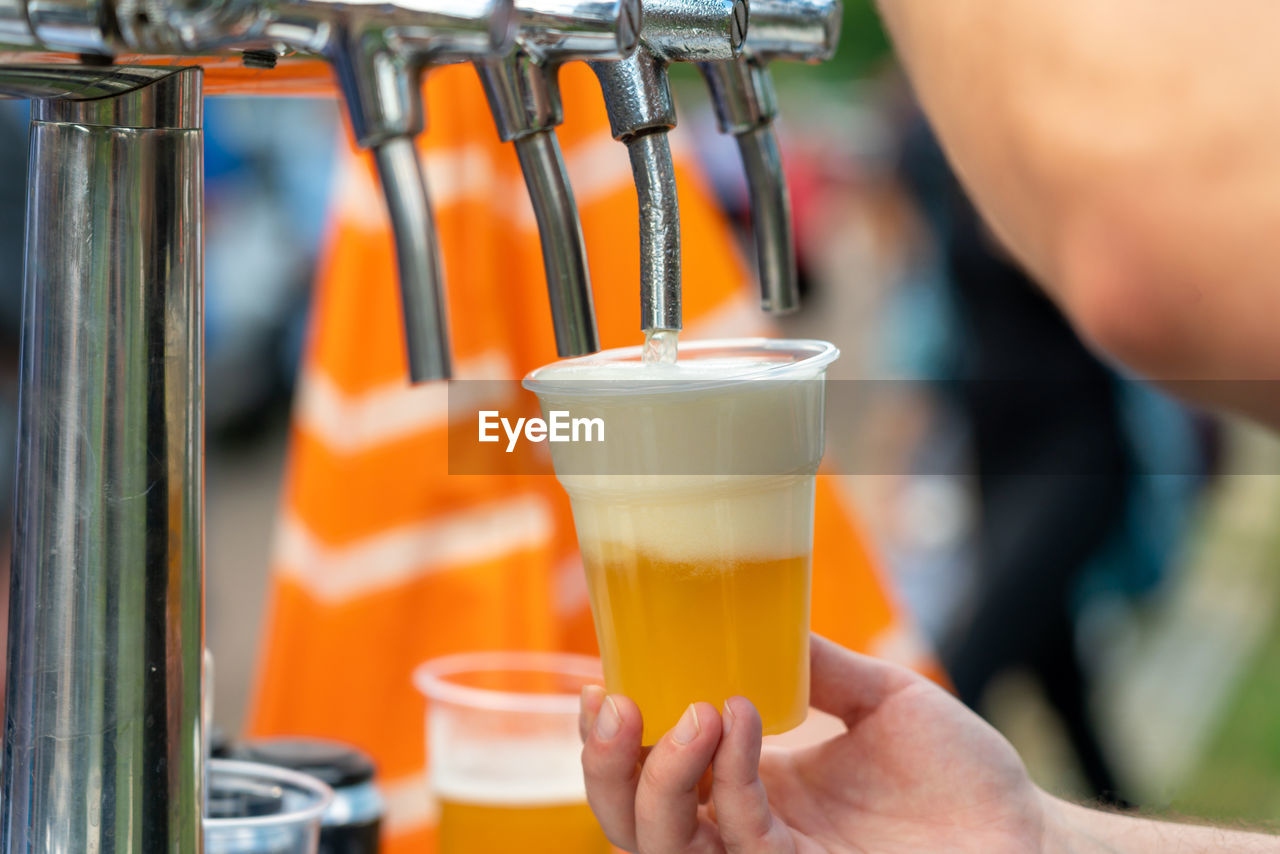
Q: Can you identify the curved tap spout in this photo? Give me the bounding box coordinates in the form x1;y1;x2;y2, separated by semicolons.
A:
328;0;512;380
587;0;744;336
735;122;796;313
697;0;840;316
108;0;515;380
373;136;452;380
514;130;598;355
473;0;639;355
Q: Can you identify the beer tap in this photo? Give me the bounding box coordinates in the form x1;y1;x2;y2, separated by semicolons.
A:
474;0;641;357
587;0;746;336
118;0;516;380
697;0;840;314
330;9;516;381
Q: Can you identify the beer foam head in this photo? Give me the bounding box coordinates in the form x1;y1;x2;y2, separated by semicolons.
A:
524;339;836;563
524;338;837;390
568;475;816;564
430;739;587;806
526;356;810;383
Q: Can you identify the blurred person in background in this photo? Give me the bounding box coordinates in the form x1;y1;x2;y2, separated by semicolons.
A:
579;1;1280;851
877;0;1280;425
900;121;1206;806
726;2;1202;806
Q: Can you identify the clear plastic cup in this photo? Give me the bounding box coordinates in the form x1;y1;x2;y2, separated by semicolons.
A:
413;651;611;854
523;338;839;743
204;759;335;854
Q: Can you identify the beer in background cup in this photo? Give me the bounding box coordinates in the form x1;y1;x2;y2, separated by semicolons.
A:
524;338;839;743
413;652;610;854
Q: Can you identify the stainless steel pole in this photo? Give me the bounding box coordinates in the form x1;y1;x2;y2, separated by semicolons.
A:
2;65;205;853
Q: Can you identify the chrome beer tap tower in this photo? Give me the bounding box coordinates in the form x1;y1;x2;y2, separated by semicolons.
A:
0;0;839;844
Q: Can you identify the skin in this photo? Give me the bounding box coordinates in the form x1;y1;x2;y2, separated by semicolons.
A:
875;1;1280;425
579;5;1280;847
580;636;1280;853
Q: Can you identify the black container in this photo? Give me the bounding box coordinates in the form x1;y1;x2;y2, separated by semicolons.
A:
234;738;384;854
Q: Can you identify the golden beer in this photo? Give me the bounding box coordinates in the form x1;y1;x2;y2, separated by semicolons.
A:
585;544;810;743
570;472;817;744
525;339;839;746
415;653;610;854
433;740;610;854
438;799;610;854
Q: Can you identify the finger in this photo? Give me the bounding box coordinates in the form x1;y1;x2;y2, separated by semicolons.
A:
582;694;645;851
810;634;919;727
635;702;725;854
712;697;793;853
581;684;606;743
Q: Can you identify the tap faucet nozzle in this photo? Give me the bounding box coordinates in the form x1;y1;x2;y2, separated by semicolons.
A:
587;0;746;335
475;0;642;356
327;0;516;381
698;0;841;316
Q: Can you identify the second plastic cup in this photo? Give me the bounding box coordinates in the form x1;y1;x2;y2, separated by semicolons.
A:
414;652;611;854
524;338;839;743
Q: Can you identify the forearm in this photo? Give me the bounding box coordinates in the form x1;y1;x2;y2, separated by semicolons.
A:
875;1;1280;421
1043;793;1280;854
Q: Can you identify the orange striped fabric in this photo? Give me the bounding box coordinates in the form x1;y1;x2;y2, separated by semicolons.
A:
247;62;937;853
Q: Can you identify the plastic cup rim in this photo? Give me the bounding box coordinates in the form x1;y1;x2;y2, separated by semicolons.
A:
204;758;335;831
522;337;840;397
413;650;603;716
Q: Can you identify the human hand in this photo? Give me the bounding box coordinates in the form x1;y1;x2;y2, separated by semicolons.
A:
579;635;1051;853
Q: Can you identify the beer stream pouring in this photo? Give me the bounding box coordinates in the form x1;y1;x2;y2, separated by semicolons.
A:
0;0;841;845
698;0;842;314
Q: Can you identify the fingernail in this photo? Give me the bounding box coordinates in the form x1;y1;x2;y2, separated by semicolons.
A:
671;704;700;745
595;696;622;741
722;700;735;736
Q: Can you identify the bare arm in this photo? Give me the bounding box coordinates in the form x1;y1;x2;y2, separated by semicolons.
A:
581;637;1280;853
1047;796;1280;854
877;1;1280;424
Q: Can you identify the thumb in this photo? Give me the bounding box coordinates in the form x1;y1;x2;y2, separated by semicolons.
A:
808;634;921;727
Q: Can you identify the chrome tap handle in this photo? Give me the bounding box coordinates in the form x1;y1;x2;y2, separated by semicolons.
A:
122;0;514;381
698;0;840;315
373;136;452;378
331;0;514;381
588;0;745;335
513;130;600;355
328;32;447;380
475;0;639;356
734;121;793;312
326;0;513;380
480;0;639;140
736;0;839;61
